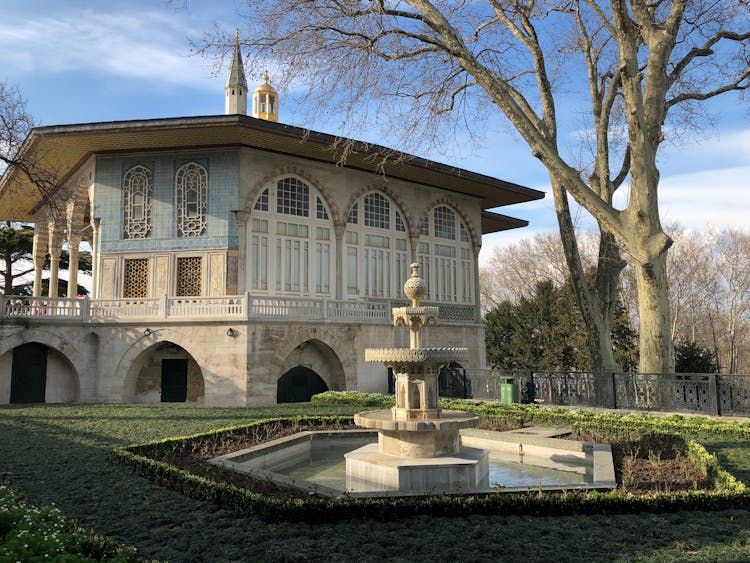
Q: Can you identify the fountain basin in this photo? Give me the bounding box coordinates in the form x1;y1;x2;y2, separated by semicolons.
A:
354;409;480;432
208;427;616;498
364;348;468;364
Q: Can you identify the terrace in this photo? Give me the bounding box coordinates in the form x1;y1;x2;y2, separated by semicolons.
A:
0;294;479;324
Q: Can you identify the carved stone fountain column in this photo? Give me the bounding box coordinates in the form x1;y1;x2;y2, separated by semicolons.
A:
345;263;489;492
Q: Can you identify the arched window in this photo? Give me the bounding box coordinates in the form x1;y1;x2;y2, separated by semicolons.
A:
175;163;208;238
345;192;409;299
249;177;333;296
123;165;152;239
417;205;474;304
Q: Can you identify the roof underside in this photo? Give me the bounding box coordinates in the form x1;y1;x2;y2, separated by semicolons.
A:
0;115;544;231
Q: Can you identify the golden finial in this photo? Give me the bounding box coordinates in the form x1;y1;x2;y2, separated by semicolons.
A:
262;69;269;83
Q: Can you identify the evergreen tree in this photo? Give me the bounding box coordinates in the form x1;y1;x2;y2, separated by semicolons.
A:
0;222;34;295
0;221;92;296
674;339;720;374
485;278;638;372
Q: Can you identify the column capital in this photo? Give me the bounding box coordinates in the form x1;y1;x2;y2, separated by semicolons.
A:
233;209;250;228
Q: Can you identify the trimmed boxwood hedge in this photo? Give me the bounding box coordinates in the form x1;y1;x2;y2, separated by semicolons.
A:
112;396;750;523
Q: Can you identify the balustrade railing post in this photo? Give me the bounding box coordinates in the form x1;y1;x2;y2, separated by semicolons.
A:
322;298;328;320
708;373;720;416
0;295;6;319
81;296;90;322
162;294;169;319
245;292;252;320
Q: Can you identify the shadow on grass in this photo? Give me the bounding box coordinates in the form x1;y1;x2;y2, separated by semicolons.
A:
704;440;750;486
1;404;749;562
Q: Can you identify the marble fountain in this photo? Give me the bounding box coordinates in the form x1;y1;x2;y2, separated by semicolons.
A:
210;264;615;497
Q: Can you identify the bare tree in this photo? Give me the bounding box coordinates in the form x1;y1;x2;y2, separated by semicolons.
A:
665;226;750;373
480;231;600;310
206;1;750;372
0;81;66;207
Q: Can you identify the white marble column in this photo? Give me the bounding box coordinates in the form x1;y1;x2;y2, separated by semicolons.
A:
334;225;345;300
234;210;249;294
91;218;100;298
31;224;48;297
67;235;81;298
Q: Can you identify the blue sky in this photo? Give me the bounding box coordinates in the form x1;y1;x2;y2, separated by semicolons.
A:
2;0;749;265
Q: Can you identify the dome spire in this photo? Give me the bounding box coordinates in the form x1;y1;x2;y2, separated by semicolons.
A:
225;28;248;115
252;69;279;122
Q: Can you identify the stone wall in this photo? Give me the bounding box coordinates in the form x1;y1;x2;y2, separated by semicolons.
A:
0;318;484;406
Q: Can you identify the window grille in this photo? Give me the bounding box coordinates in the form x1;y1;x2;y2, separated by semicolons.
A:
395;211;406;232
347;202;359;224
364;193;390;229
460;223;469;243
254;188;269;211
434;206;456;240
123;258;149;298
176;163;208;237
420;216;430;236
123;165;152;239
316;197;329;220
176;256;202;296
276;177;309;216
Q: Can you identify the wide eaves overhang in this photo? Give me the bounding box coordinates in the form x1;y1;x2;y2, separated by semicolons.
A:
0;114;544;230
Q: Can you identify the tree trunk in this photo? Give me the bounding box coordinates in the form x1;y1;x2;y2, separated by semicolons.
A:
552;180;623;372
634;251;674;373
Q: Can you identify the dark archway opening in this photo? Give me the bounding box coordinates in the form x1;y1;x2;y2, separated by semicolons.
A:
10;343;48;404
277;366;329;403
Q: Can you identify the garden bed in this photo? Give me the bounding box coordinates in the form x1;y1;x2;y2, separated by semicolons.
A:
113;395;748;522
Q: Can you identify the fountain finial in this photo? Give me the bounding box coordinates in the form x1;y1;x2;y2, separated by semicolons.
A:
403;262;426;307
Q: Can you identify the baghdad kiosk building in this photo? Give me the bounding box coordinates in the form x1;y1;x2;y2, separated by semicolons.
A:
0;38;543;405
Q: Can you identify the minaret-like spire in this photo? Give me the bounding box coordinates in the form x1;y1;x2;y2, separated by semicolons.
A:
225;28;248;115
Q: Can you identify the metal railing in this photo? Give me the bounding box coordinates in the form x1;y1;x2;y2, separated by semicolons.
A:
0;294;478;325
468;369;750;417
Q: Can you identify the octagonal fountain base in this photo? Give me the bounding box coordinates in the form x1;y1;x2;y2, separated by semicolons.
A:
345;443;489;493
348;409;489;492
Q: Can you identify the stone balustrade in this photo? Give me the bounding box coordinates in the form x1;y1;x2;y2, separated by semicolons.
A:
0;294;478;325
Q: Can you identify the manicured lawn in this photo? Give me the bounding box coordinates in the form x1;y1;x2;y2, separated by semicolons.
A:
1;403;749;562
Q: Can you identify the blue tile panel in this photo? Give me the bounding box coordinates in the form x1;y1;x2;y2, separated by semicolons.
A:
95;150;240;252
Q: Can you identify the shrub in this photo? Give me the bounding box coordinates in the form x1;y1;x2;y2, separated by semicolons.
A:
311;391;395;408
0;485;142;562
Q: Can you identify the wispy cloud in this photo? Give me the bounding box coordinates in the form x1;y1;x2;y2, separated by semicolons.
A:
0;7;221;90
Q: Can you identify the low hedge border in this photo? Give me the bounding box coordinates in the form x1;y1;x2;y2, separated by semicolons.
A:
112;400;750;522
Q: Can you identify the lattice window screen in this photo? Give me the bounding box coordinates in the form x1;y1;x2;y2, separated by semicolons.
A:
123;165;152;239
175;163;208;237
176;256;202;296
123;258;149;298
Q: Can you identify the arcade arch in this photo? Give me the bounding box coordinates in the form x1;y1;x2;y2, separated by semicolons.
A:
276;338;345;403
125;341;205;403
0;341;80;404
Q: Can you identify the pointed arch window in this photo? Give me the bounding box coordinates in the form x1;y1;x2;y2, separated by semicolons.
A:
176;163;208;237
123;165;152;239
249;176;333;296
345;192;409;299
418;205;474;304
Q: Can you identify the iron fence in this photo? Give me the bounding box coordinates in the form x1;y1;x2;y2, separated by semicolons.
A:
467;369;750;417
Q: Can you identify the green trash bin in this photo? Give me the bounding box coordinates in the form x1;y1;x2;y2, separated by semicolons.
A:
499;377;519;405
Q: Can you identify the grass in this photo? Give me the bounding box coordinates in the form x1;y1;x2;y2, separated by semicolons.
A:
1;403;749;562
